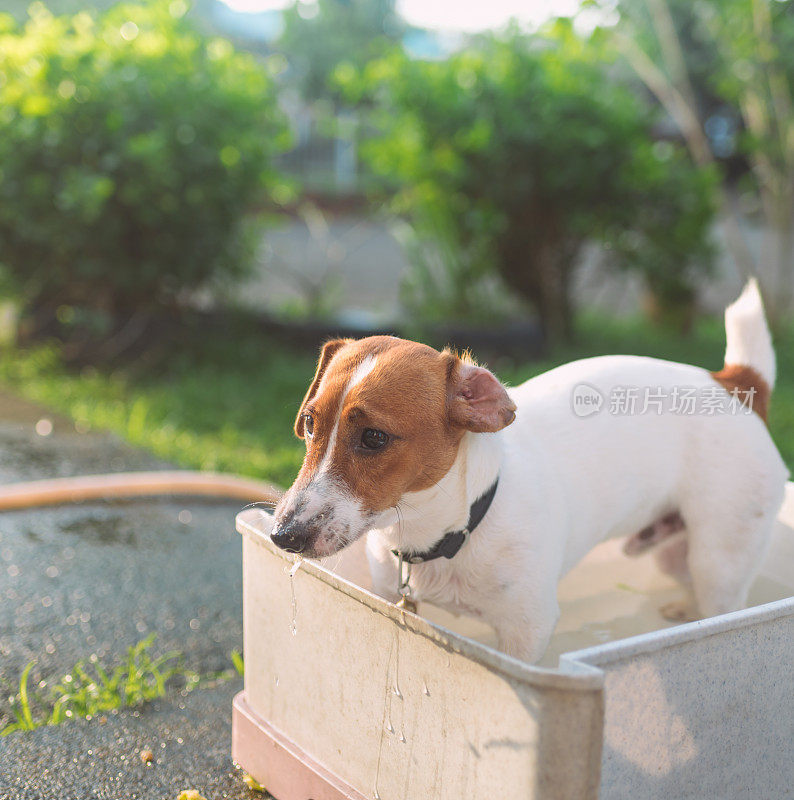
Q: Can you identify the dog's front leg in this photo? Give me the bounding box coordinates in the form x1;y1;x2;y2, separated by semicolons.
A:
492;591;560;664
365;531;402;603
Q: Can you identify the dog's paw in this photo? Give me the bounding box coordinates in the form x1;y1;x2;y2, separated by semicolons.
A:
659;600;699;623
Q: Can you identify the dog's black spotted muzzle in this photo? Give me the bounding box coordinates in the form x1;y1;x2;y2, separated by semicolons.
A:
270;514;318;553
270;498;334;555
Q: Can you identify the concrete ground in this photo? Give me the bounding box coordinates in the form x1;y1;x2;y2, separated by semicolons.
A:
0;393;259;799
0;682;252;800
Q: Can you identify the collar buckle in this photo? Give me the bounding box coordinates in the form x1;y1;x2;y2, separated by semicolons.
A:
395;551;417;613
390;477;499;606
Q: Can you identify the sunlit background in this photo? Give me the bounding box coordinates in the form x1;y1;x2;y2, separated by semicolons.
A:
0;0;791;478
0;0;792;475
219;0;591;31
1;0;794;778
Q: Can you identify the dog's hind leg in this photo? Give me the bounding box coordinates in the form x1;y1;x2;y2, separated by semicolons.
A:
654;535;701;622
679;459;785;619
686;510;778;618
623;514;698;622
654;533;690;583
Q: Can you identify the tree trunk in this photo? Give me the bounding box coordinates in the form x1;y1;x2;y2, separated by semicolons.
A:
642;284;696;334
490;202;581;344
767;222;794;328
496;229;578;344
534;243;575;343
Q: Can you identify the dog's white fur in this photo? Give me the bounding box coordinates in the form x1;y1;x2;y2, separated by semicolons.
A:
364;281;788;662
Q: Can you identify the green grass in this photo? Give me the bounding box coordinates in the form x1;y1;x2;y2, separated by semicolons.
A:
1;636;243;735
0;323;317;488
0;313;791;488
1;635;225;736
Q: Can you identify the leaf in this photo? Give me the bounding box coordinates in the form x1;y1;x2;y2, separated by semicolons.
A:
242;773;266;792
230;649;244;677
17;661;39;731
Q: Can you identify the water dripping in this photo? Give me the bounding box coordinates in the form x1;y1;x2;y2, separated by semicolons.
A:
288;558;303;579
392;633;402;699
288;556;303;635
374;630;397;800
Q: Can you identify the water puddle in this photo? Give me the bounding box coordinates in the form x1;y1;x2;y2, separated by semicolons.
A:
58;514;134;546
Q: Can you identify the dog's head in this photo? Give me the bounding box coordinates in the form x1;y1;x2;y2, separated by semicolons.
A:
270;336;516;557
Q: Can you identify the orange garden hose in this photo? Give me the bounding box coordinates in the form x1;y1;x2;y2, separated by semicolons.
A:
0;471;281;510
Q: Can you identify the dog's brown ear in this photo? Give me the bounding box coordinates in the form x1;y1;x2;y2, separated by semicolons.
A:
295;339;350;438
447;357;516;433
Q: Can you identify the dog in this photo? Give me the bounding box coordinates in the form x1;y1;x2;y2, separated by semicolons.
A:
271;280;788;663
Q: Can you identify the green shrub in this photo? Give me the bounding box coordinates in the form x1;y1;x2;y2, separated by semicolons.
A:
0;0;291;318
344;22;716;340
278;0;403;104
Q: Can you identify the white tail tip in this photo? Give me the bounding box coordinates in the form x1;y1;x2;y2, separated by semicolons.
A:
724;278;776;388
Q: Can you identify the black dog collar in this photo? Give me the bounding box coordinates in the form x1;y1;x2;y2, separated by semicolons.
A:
391;478;499;564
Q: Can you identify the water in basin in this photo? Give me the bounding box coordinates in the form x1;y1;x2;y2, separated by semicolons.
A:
420;535;794;667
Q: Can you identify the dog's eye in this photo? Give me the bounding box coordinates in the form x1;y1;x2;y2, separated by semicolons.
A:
303;414;314;438
361;428;388;450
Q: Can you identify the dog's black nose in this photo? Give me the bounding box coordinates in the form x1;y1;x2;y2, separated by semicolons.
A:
270;521;312;553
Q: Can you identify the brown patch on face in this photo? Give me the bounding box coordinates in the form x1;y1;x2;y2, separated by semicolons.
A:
711;363;770;422
291;336;515;517
294;338;350;437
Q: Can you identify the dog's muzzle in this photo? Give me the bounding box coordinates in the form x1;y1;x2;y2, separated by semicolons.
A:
271;478;369;557
270;516;318;554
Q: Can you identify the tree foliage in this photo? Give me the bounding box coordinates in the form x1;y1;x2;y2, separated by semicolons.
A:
0;0;291;318
608;0;794;321
344;23;716;339
278;0;403;103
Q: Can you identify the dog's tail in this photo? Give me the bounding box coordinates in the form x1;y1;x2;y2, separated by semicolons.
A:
713;278;775;422
723;278;776;389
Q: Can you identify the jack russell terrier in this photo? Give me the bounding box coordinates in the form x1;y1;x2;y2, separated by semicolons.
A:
271;280;788;663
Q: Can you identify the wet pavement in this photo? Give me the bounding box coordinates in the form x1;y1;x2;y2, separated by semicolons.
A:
0;681;255;800
0;392;257;799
